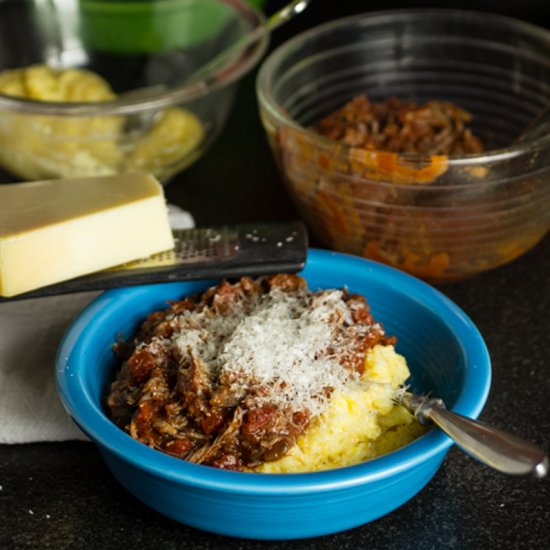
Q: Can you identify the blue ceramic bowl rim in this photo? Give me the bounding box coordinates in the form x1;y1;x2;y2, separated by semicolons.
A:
56;248;491;496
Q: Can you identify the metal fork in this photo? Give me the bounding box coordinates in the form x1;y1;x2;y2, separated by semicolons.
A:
400;392;548;477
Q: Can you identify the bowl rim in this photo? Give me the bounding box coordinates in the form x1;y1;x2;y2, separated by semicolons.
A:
56;248;491;495
256;8;550;170
0;0;268;116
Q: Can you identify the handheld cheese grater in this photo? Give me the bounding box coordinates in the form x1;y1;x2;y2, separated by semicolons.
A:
1;221;308;301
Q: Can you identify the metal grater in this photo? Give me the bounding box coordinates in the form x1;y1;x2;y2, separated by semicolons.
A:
1;221;308;301
111;226;241;270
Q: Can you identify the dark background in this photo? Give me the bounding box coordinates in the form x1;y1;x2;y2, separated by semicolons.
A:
1;1;549;549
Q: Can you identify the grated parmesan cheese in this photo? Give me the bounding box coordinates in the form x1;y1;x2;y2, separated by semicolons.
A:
170;286;372;416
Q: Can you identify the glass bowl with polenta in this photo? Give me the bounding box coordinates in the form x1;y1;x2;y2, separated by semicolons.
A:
56;249;491;540
0;0;267;183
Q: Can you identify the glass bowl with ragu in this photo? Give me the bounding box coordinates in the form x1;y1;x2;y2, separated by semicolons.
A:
257;9;550;281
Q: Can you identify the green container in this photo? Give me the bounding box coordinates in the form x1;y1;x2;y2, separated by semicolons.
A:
79;0;264;54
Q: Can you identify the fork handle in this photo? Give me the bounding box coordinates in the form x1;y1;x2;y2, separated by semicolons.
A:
424;400;547;477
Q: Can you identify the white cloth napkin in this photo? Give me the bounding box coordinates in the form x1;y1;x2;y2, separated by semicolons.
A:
0;205;194;444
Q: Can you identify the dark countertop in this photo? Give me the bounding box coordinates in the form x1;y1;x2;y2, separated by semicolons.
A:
1;2;549;549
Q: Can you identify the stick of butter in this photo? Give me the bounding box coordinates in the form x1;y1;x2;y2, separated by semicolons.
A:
0;173;174;297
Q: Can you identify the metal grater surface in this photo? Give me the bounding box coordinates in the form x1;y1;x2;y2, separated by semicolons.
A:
110;227;238;270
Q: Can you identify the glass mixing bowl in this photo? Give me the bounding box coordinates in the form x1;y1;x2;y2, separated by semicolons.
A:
0;0;268;183
257;10;550;281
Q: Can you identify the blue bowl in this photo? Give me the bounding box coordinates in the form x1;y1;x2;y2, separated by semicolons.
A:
56;249;491;540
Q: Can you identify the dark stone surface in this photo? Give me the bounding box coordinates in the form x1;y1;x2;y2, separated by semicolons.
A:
1;2;549;549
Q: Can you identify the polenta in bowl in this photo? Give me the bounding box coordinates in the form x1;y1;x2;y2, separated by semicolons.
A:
0;0;268;183
105;273;425;474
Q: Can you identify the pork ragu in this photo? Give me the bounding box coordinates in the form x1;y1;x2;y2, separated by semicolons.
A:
313;94;484;156
105;274;395;471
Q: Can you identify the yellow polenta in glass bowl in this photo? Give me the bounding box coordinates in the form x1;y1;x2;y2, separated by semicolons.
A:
0;0;267;183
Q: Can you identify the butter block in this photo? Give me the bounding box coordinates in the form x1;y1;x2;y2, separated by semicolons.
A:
0;173;174;297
